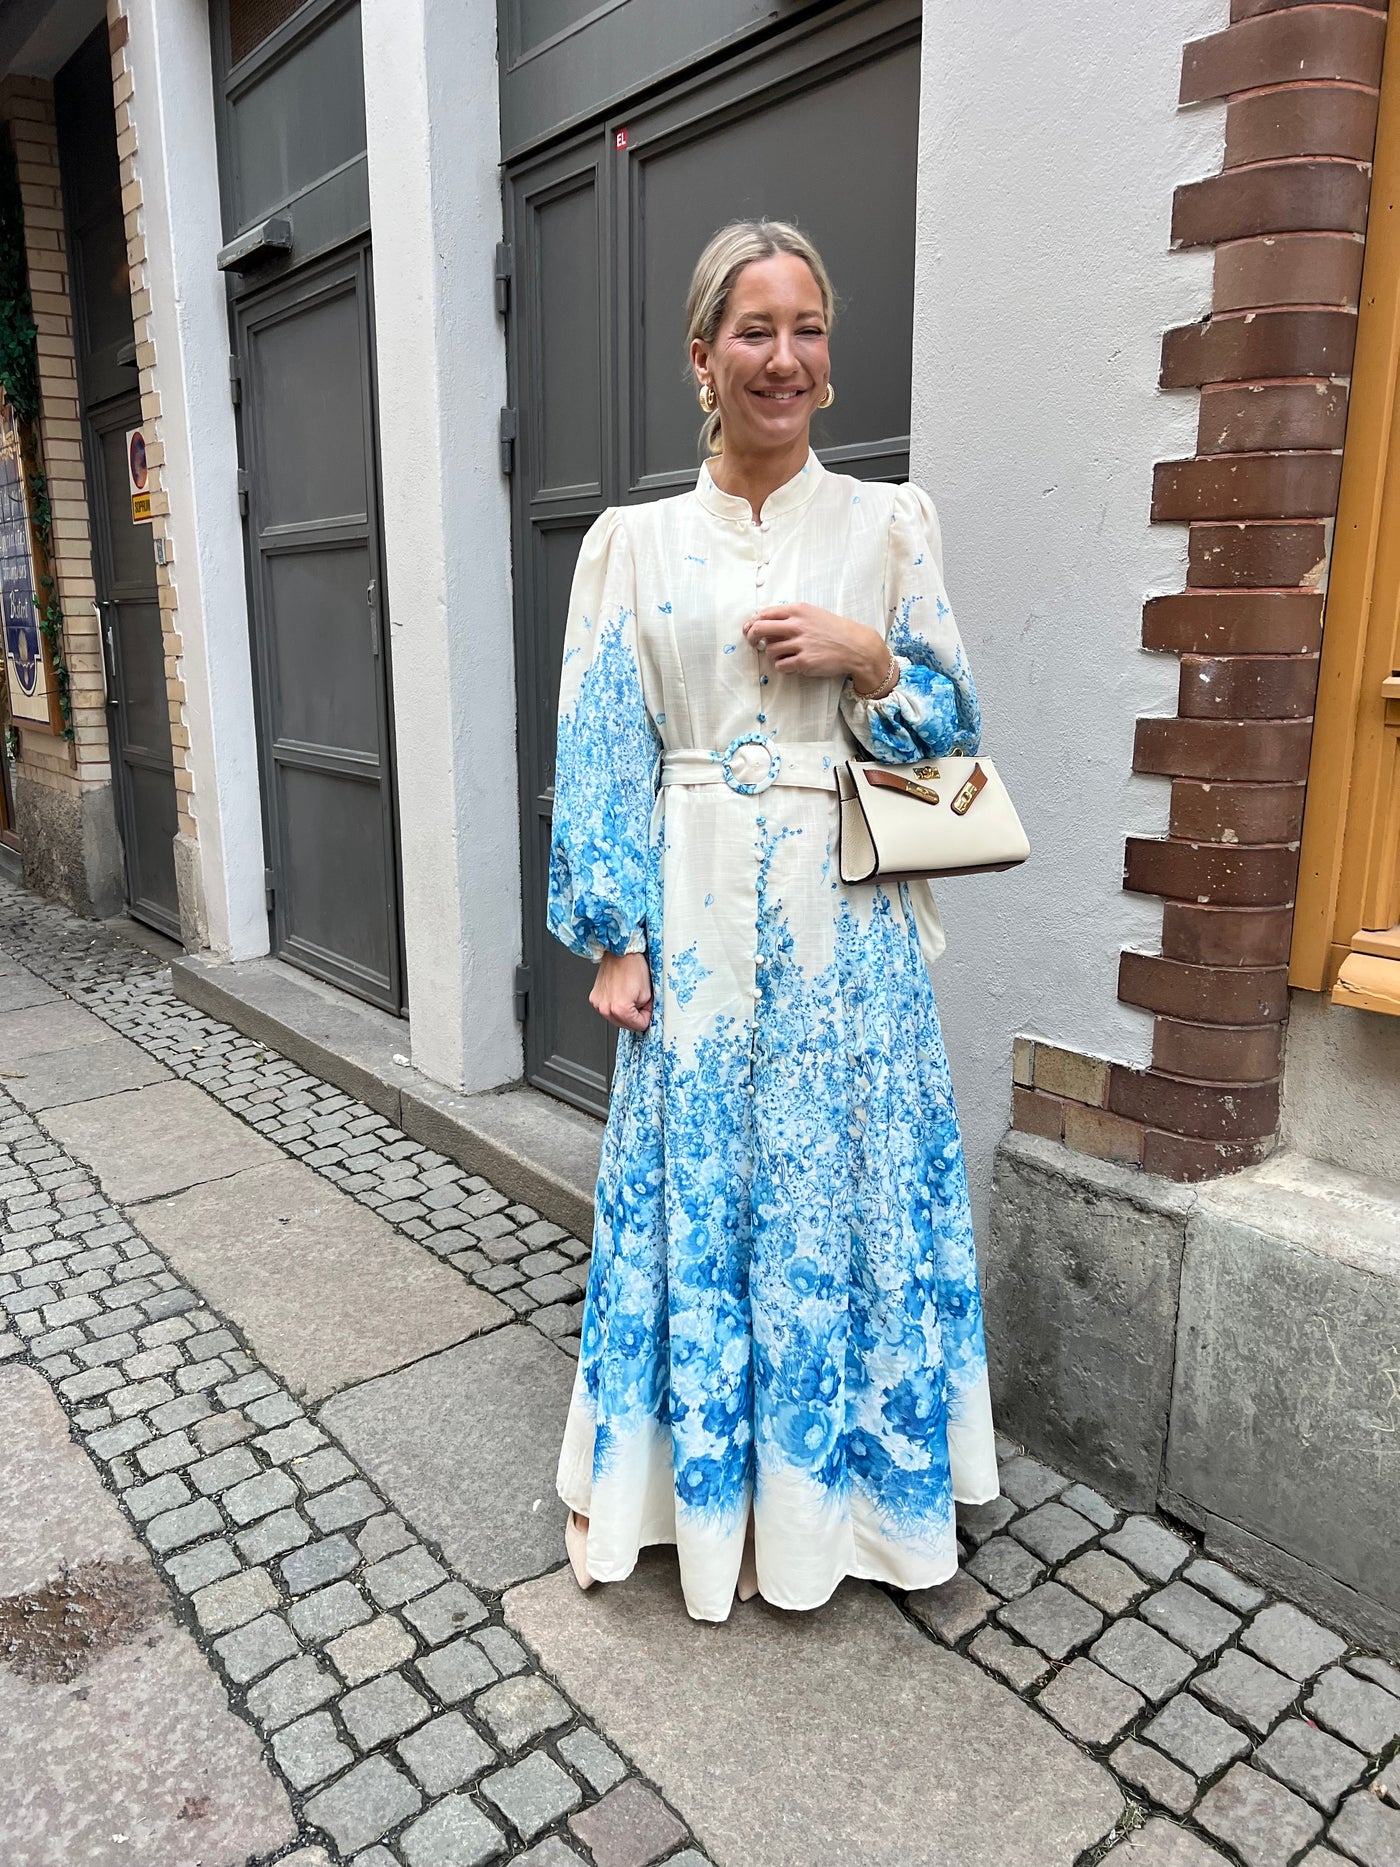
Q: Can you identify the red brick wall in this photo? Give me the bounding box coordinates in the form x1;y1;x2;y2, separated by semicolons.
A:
1011;0;1390;1181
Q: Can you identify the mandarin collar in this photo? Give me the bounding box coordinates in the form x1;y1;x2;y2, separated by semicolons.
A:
695;448;825;523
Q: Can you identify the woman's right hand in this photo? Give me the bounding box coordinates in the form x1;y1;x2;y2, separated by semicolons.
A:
590;950;653;1032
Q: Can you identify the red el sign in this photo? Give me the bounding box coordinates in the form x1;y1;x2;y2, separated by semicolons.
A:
615;127;628;151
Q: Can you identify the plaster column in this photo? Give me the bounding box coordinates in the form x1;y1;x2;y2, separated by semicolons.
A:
361;0;521;1091
121;0;266;957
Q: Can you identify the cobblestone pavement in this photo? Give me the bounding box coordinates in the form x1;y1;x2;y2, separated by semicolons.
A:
1;876;1398;1867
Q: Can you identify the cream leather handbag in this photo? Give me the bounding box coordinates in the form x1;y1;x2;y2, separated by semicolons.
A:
836;757;1030;884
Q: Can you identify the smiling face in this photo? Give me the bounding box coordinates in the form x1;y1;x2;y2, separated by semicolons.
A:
691;253;831;461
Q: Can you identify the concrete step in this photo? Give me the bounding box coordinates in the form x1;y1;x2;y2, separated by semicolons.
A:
170;953;601;1242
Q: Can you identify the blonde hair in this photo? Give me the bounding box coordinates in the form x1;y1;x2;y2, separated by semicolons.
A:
685;219;836;456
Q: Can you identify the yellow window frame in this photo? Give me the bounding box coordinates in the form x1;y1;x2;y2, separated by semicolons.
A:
1292;12;1400;1013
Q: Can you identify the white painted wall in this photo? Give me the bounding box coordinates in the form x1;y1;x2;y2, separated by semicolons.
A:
361;0;522;1091
124;0;268;958
910;0;1227;1226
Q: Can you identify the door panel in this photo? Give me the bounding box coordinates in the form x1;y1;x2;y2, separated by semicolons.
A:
253;292;369;526
498;0;840;161
226;0;367;229
510;135;615;1109
106;596;168;756
627;27;921;489
123;764;181;919
91;403;181;937
54;24;134;408
265;545;380;752
507;0;920;1114
56;25;180;937
531;515;615;1106
238;247;403;1010
278;761;393;974
536;183;604;495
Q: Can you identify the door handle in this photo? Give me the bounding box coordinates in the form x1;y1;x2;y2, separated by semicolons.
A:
95;600;114;701
367;579;380;658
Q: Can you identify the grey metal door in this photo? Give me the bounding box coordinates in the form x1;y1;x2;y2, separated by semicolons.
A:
55;25;179;936
90;398;181;936
236;246;403;1010
505;0;921;1113
209;0;403;1011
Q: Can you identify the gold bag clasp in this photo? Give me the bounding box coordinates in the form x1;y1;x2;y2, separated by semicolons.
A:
950;762;989;817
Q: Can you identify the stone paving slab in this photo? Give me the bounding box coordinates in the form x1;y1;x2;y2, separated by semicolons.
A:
1330;1789;1400;1863
504;1553;1123;1867
0;1364;296;1865
322;1325;575;1591
137;1158;508;1402
1104;1819;1231;1863
0;998;112;1057
0;961;60;1013
6;1032;171;1114
1195;1760;1323;1865
42;1078;279;1202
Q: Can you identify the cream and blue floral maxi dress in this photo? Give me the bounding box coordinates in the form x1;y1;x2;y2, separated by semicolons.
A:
549;449;998;1623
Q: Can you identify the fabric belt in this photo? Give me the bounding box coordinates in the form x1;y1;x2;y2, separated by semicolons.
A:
661;736;845;797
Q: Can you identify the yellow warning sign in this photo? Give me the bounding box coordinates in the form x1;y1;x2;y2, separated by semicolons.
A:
125;426;152;525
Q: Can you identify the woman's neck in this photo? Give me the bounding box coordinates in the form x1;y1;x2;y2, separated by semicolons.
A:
706;433;811;520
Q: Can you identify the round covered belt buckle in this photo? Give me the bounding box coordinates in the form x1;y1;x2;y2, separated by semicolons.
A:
721;732;781;796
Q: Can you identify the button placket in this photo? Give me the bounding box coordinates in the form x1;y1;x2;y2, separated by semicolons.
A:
754;521;771;711
750;813;767;1069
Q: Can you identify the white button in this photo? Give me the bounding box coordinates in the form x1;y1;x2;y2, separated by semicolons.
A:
755;955;766;968
746;1082;755;1095
751;986;761;999
755;569;767;586
759;520;770;532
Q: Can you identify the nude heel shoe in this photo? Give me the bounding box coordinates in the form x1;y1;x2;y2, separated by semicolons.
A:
565;1511;595;1591
736;1523;759;1603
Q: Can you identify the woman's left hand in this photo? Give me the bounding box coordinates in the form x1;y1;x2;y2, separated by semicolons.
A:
743;604;888;688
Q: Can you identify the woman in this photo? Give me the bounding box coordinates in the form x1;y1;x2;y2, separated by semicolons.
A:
547;219;999;1624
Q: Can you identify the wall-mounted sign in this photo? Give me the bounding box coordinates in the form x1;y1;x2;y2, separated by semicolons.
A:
126;425;151;524
0;405;57;730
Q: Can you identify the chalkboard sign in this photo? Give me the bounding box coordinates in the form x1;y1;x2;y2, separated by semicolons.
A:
0;406;56;730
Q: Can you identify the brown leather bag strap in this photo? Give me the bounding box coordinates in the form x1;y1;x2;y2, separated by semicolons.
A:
861;767;943;807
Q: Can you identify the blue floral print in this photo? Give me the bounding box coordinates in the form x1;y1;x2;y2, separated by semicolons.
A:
549;574;659;961
550;456;998;1622
666;943;711;1007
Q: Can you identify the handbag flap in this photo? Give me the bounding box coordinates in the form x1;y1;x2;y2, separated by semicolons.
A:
839;757;1030;883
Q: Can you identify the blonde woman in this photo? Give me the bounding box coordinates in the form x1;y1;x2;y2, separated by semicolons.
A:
547;219;999;1622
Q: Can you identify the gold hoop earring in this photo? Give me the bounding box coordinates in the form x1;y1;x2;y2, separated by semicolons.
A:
698;382;717;413
818;382;835;410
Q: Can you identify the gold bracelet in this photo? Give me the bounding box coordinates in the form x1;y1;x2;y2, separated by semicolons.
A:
852;651;900;702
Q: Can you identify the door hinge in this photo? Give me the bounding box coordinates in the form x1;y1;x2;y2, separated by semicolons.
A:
264;867;275;912
513;963;530;1022
494;241;513;317
229;355;242;406
237;469;250;517
367;578;380;657
499;406;517;476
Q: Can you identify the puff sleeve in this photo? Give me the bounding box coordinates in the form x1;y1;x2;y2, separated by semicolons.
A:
547;508;661;962
840;482;981;763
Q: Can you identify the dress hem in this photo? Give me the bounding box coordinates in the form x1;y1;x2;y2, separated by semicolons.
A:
555;1479;1003;1621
